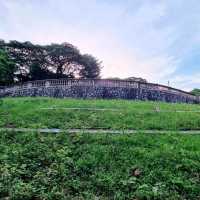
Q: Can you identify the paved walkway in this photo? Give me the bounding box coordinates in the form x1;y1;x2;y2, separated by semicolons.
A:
1;128;200;134
40;107;200;113
40;108;120;111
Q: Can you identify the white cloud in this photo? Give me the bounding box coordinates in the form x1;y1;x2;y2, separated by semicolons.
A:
167;73;200;91
0;0;200;90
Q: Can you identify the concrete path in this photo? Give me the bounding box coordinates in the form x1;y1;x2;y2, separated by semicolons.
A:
1;128;200;134
40;107;200;113
40;108;120;111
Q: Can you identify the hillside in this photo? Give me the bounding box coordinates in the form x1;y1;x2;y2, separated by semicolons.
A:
0;131;200;199
0;98;200;199
1;97;200;130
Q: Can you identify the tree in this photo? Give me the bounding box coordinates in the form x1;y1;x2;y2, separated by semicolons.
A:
0;40;102;83
1;40;46;82
0;49;16;85
125;77;147;83
29;62;56;80
191;88;200;96
44;43;81;78
79;54;101;78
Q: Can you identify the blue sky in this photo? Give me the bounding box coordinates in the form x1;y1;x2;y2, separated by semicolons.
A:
0;0;200;91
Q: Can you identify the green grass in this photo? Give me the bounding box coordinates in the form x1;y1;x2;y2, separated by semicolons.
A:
1;97;200;130
0;131;200;199
1;97;200;199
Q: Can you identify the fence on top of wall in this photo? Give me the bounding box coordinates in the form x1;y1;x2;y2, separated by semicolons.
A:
0;79;199;104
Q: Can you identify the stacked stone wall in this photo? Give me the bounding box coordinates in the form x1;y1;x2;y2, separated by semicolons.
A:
0;79;198;104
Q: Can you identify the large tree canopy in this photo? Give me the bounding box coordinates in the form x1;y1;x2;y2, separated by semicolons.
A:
0;49;16;85
0;40;102;85
79;54;102;78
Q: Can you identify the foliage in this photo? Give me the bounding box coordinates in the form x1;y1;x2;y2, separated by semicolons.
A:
44;43;81;78
125;77;147;83
1;97;200;131
0;40;102;84
29;62;56;80
0;131;200;199
191;88;200;96
0;98;3;107
0;49;16;85
79;54;102;78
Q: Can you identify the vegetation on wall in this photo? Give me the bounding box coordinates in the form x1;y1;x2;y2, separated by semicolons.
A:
191;88;200;96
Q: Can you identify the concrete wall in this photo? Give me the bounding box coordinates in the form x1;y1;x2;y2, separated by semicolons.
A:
0;79;198;104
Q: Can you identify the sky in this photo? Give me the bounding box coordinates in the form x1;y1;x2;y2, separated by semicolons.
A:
0;0;200;91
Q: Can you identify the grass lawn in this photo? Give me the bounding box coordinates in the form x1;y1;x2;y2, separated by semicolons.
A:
0;131;200;200
1;97;200;130
1;97;200;199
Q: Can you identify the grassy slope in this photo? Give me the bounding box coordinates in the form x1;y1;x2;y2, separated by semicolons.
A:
0;131;200;200
1;98;200;199
1;97;200;130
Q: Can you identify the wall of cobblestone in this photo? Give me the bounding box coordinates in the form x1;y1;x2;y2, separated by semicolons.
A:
0;81;198;104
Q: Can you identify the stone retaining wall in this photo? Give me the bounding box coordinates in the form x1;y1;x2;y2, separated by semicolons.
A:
0;79;198;104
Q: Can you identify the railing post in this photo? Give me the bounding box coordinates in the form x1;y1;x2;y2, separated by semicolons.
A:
45;80;50;87
137;82;141;100
27;82;32;88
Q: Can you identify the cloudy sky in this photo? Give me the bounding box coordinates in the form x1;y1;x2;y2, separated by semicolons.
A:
0;0;200;91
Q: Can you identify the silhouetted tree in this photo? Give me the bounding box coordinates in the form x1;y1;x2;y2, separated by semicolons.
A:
125;77;147;83
0;40;46;82
29;62;57;80
44;43;81;78
79;54;101;78
0;40;102;84
0;49;16;85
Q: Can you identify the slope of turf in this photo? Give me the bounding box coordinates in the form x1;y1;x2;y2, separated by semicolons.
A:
1;97;200;130
0;131;200;200
1;97;200;199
